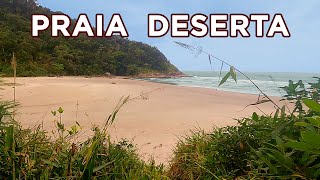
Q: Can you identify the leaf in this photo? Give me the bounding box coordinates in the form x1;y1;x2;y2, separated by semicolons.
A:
307;116;320;127
57;122;64;131
251;148;277;173
218;72;230;87
51;111;56;116
301;131;320;147
281;105;286;117
291;173;307;179
302;99;320;112
82;140;99;179
5;125;14;150
305;155;318;166
83;140;98;166
274;108;280;118
252;112;259;121
107;96;129;126
275;136;285;152
57;107;64;114
311;162;320;170
93;161;115;173
315;167;320;178
294;122;309;127
230;66;237;83
41;159;59;168
300;152;310;164
285;141;315;152
262;148;293;169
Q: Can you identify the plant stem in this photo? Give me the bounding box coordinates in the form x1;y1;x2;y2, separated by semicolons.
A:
174;42;280;110
11;52;17;119
205;52;280;110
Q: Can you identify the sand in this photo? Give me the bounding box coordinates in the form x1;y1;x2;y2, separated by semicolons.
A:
0;77;282;164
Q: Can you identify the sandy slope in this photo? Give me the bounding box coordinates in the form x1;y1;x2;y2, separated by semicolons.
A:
1;77;282;164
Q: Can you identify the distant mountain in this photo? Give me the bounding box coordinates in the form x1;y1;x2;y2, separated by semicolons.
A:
0;0;181;76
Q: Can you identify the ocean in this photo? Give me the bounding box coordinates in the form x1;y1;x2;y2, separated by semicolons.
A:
142;71;320;96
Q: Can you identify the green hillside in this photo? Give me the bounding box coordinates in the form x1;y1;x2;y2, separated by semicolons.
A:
0;0;181;76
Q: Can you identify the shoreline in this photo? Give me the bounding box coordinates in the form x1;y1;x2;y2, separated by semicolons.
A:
136;78;284;98
0;76;284;164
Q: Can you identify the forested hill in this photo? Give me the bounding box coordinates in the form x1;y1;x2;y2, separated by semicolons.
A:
0;0;181;77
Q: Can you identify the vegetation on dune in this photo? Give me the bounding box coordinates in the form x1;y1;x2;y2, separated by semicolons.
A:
168;78;320;179
0;92;167;179
0;2;319;178
0;0;180;77
1;75;320;179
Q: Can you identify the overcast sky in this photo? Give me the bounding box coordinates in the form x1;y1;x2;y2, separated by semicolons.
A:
37;0;320;73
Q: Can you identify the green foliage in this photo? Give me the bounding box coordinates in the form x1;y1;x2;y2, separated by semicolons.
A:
250;115;320;179
0;78;15;122
303;98;320;113
281;77;320;114
0;0;180;77
218;66;237;87
168;112;290;179
0;102;167;179
0;101;14;122
168;78;320;179
51;62;65;76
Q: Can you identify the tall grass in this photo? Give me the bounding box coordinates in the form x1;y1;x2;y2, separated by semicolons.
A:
11;52;17;105
0;103;167;179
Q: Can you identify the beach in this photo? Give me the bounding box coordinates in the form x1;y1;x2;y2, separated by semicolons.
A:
1;77;282;164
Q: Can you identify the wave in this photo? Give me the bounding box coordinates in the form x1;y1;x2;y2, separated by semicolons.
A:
142;71;320;96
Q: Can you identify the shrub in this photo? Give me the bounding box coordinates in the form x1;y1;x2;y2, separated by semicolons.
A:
249;99;320;179
168;111;292;179
168;79;320;179
281;77;320;115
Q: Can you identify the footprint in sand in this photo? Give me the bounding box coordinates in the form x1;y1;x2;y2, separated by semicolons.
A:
153;144;163;149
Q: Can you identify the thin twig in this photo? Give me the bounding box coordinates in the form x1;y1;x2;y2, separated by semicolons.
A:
219;62;224;81
129;88;162;101
11;52;17;119
76;100;79;122
102;88;162;133
269;75;292;114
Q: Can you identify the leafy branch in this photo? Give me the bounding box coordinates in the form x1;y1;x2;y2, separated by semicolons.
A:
174;41;280;110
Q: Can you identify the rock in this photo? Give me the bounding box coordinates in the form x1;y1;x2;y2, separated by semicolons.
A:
105;72;112;77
